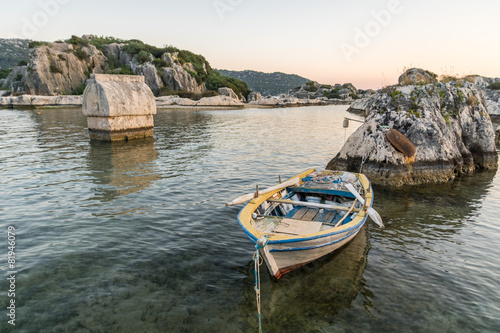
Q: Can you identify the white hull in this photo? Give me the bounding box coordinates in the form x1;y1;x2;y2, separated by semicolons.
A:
261;225;363;278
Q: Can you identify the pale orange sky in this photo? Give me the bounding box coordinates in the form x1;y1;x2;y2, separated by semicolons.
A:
2;0;500;89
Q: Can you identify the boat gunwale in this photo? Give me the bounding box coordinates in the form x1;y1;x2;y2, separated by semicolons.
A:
237;168;374;245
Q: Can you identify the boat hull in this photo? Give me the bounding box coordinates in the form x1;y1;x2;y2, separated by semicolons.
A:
236;168;375;279
260;222;365;279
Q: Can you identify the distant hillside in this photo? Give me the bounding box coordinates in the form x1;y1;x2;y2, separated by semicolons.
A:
0;39;29;69
217;69;310;96
1;35;250;98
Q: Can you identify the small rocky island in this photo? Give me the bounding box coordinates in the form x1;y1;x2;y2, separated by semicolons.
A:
327;68;498;186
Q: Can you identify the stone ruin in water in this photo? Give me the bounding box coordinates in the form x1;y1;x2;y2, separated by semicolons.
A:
82;74;156;141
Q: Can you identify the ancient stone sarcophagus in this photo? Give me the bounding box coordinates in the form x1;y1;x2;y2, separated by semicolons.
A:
83;74;156;141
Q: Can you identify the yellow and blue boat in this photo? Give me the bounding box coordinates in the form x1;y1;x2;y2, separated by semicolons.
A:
228;168;382;279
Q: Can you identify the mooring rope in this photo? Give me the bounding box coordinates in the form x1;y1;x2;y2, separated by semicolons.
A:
360;155;367;173
254;236;268;333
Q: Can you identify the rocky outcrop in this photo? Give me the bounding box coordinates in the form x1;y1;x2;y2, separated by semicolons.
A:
347;97;371;114
287;81;361;101
470;76;500;117
248;96;327;107
133;62;163;94
156;95;243;108
247;91;262;102
16;43;108;95
327;72;498;186
398;68;438;86
161;64;205;93
218;87;239;100
0;94;82;107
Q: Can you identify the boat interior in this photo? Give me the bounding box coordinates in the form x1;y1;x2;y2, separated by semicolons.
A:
251;172;365;236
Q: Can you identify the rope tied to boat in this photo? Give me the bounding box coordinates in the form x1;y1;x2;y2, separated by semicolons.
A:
254;236;268;333
359;155;367;173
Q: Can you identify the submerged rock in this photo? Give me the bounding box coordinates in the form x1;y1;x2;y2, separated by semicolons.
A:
327;76;498;186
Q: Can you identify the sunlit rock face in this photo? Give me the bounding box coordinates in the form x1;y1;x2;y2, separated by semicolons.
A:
327;71;498;186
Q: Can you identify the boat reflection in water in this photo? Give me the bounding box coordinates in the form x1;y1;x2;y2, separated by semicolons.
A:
239;224;371;332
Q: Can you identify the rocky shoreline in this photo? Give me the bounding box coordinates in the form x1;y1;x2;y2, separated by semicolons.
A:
0;93;352;109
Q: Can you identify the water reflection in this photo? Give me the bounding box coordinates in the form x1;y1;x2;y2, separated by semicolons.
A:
373;170;497;245
87;138;159;201
239;225;370;332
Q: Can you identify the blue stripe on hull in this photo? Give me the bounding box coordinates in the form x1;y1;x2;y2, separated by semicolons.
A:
269;221;364;252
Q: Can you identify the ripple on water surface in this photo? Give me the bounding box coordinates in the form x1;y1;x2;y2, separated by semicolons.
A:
0;107;499;332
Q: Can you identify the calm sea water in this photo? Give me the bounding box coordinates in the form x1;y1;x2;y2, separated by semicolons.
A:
1;106;499;333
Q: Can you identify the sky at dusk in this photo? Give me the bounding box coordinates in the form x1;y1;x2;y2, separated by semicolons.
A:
2;0;499;89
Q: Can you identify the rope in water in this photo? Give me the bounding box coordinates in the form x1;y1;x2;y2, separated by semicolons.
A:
254;236;268;333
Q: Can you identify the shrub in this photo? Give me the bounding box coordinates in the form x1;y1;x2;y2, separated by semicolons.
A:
28;41;51;49
467;95;478;106
205;70;250;98
154;58;170;68
304;85;318;92
202;90;218;98
73;47;89;61
134;50;151;64
73;83;86;95
50;62;63;74
89;36;126;51
487;82;500;90
0;68;12;79
323;90;341;99
17;60;28;66
65;35;90;47
14;73;23;81
440;75;458;84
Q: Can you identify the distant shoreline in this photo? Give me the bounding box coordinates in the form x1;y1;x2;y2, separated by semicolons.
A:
0;94;352;110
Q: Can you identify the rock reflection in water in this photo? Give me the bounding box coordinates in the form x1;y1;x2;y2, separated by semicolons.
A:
87;138;159;201
239;225;370;332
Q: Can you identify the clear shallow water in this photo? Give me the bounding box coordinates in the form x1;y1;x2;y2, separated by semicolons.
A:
0;106;499;332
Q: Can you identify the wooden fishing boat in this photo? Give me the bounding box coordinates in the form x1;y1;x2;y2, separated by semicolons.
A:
227;168;382;279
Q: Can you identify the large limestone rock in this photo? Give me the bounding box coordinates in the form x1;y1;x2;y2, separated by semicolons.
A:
133;62;163;94
2;66;28;93
82;74;156;141
247;91;262;102
398;68;438;86
195;95;243;106
161;64;205;93
19;43;108;95
327;79;498;186
218;87;239;100
471;76;500;117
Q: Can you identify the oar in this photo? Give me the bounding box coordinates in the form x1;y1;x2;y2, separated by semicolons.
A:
267;198;361;212
344;183;384;228
226;177;300;206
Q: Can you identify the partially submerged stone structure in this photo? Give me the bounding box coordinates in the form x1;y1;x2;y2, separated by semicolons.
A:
82;74;156;141
327;69;498;186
